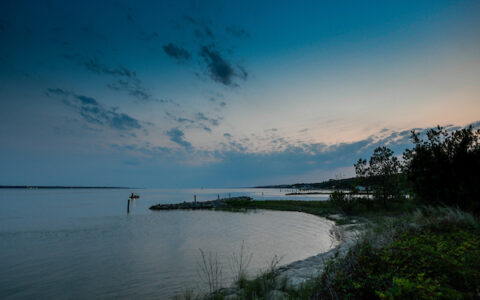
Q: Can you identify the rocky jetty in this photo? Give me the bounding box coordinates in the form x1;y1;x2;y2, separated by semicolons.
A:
149;196;252;210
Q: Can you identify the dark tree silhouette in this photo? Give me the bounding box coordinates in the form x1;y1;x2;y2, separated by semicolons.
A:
355;146;403;206
403;126;480;213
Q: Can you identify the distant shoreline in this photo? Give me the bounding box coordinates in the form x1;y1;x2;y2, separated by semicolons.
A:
0;186;132;189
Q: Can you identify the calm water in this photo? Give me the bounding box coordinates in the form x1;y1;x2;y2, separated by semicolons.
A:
0;188;336;299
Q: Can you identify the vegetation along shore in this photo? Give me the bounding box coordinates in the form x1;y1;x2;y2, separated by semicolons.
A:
165;125;480;299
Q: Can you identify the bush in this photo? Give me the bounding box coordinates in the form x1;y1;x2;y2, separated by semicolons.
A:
316;210;480;299
329;190;355;214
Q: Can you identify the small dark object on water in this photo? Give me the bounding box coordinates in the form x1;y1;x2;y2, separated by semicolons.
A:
129;193;140;199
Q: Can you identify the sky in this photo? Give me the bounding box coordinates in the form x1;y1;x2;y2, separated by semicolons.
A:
0;0;479;187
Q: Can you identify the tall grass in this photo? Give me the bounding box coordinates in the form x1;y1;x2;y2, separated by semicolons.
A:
193;245;286;300
229;241;253;287
235;255;286;299
197;249;223;296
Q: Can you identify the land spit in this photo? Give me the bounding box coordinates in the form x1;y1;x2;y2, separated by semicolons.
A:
149;196;252;210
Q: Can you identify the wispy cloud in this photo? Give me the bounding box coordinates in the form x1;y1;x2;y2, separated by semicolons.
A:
163;43;191;61
166;128;193;150
47;88;143;131
165;111;195;124
165;15;249;87
194;112;220;127
106;79;151;102
83;57;154;102
166;111;221;132
200;46;242;86
63;54;154;102
83;58;135;78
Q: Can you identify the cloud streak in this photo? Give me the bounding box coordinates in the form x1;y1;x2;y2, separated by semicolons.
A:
163;43;191;61
166;128;193;150
63;54;154;102
47;88;143;131
164;16;249;87
166;111;221;133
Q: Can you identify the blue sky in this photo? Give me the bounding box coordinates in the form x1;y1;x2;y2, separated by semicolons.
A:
1;0;479;187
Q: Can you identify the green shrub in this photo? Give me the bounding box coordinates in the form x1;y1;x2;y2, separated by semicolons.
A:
317;219;480;299
329;190;355;214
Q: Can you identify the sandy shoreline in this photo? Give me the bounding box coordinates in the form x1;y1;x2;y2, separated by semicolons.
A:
276;221;360;290
220;216;362;298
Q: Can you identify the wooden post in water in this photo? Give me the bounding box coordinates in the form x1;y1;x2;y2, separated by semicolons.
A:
127;199;130;214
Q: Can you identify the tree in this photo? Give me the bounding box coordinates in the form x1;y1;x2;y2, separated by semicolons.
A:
355;146;403;206
354;158;371;198
403;125;480;212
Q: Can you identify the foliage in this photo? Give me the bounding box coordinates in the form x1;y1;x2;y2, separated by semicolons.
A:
256;177;357;190
329;190;356;214
404;125;480;213
354;158;373;198
315;210;480;299
355;146;403;206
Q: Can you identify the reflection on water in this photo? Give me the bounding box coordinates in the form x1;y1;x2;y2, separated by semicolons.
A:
0;189;336;299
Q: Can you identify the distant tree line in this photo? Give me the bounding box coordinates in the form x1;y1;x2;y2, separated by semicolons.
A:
255;178;356;190
352;125;480;213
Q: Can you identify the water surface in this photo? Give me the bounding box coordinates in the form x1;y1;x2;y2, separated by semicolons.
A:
0;188;336;299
